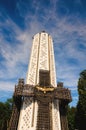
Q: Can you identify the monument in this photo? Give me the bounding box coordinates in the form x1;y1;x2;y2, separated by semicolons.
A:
8;31;72;130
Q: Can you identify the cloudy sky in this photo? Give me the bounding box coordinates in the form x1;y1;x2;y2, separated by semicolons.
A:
0;0;86;107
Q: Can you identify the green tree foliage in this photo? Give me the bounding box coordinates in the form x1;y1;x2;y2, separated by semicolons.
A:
75;70;86;130
0;98;13;130
67;106;76;130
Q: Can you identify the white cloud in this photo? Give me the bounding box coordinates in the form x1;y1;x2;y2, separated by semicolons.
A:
0;14;33;79
0;81;15;91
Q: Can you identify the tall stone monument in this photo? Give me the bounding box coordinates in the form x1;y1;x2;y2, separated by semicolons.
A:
8;31;71;130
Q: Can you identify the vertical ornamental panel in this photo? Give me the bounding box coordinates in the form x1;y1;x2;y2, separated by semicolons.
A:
26;33;40;85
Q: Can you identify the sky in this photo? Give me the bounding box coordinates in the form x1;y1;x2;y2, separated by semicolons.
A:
0;0;86;107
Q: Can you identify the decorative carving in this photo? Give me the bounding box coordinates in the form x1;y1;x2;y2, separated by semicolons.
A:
36;86;54;93
18;97;33;130
49;36;57;87
39;33;49;70
53;100;61;130
26;34;40;85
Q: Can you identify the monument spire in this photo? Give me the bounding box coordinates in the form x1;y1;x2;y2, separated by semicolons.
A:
8;31;72;130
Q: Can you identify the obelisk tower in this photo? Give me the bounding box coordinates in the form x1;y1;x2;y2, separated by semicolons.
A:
8;31;71;130
17;31;61;130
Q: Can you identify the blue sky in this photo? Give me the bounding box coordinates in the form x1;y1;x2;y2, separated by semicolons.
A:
0;0;86;107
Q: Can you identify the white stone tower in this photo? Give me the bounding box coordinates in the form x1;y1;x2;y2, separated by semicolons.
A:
17;31;61;130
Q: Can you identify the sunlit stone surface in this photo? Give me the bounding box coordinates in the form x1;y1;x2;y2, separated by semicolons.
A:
17;32;61;130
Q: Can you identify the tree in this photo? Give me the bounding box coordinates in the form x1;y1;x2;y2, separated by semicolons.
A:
67;106;76;130
0;98;13;130
75;70;86;130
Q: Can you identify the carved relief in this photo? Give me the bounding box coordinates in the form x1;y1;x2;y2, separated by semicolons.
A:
18;97;33;130
26;34;40;85
49;36;57;87
38;33;49;70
